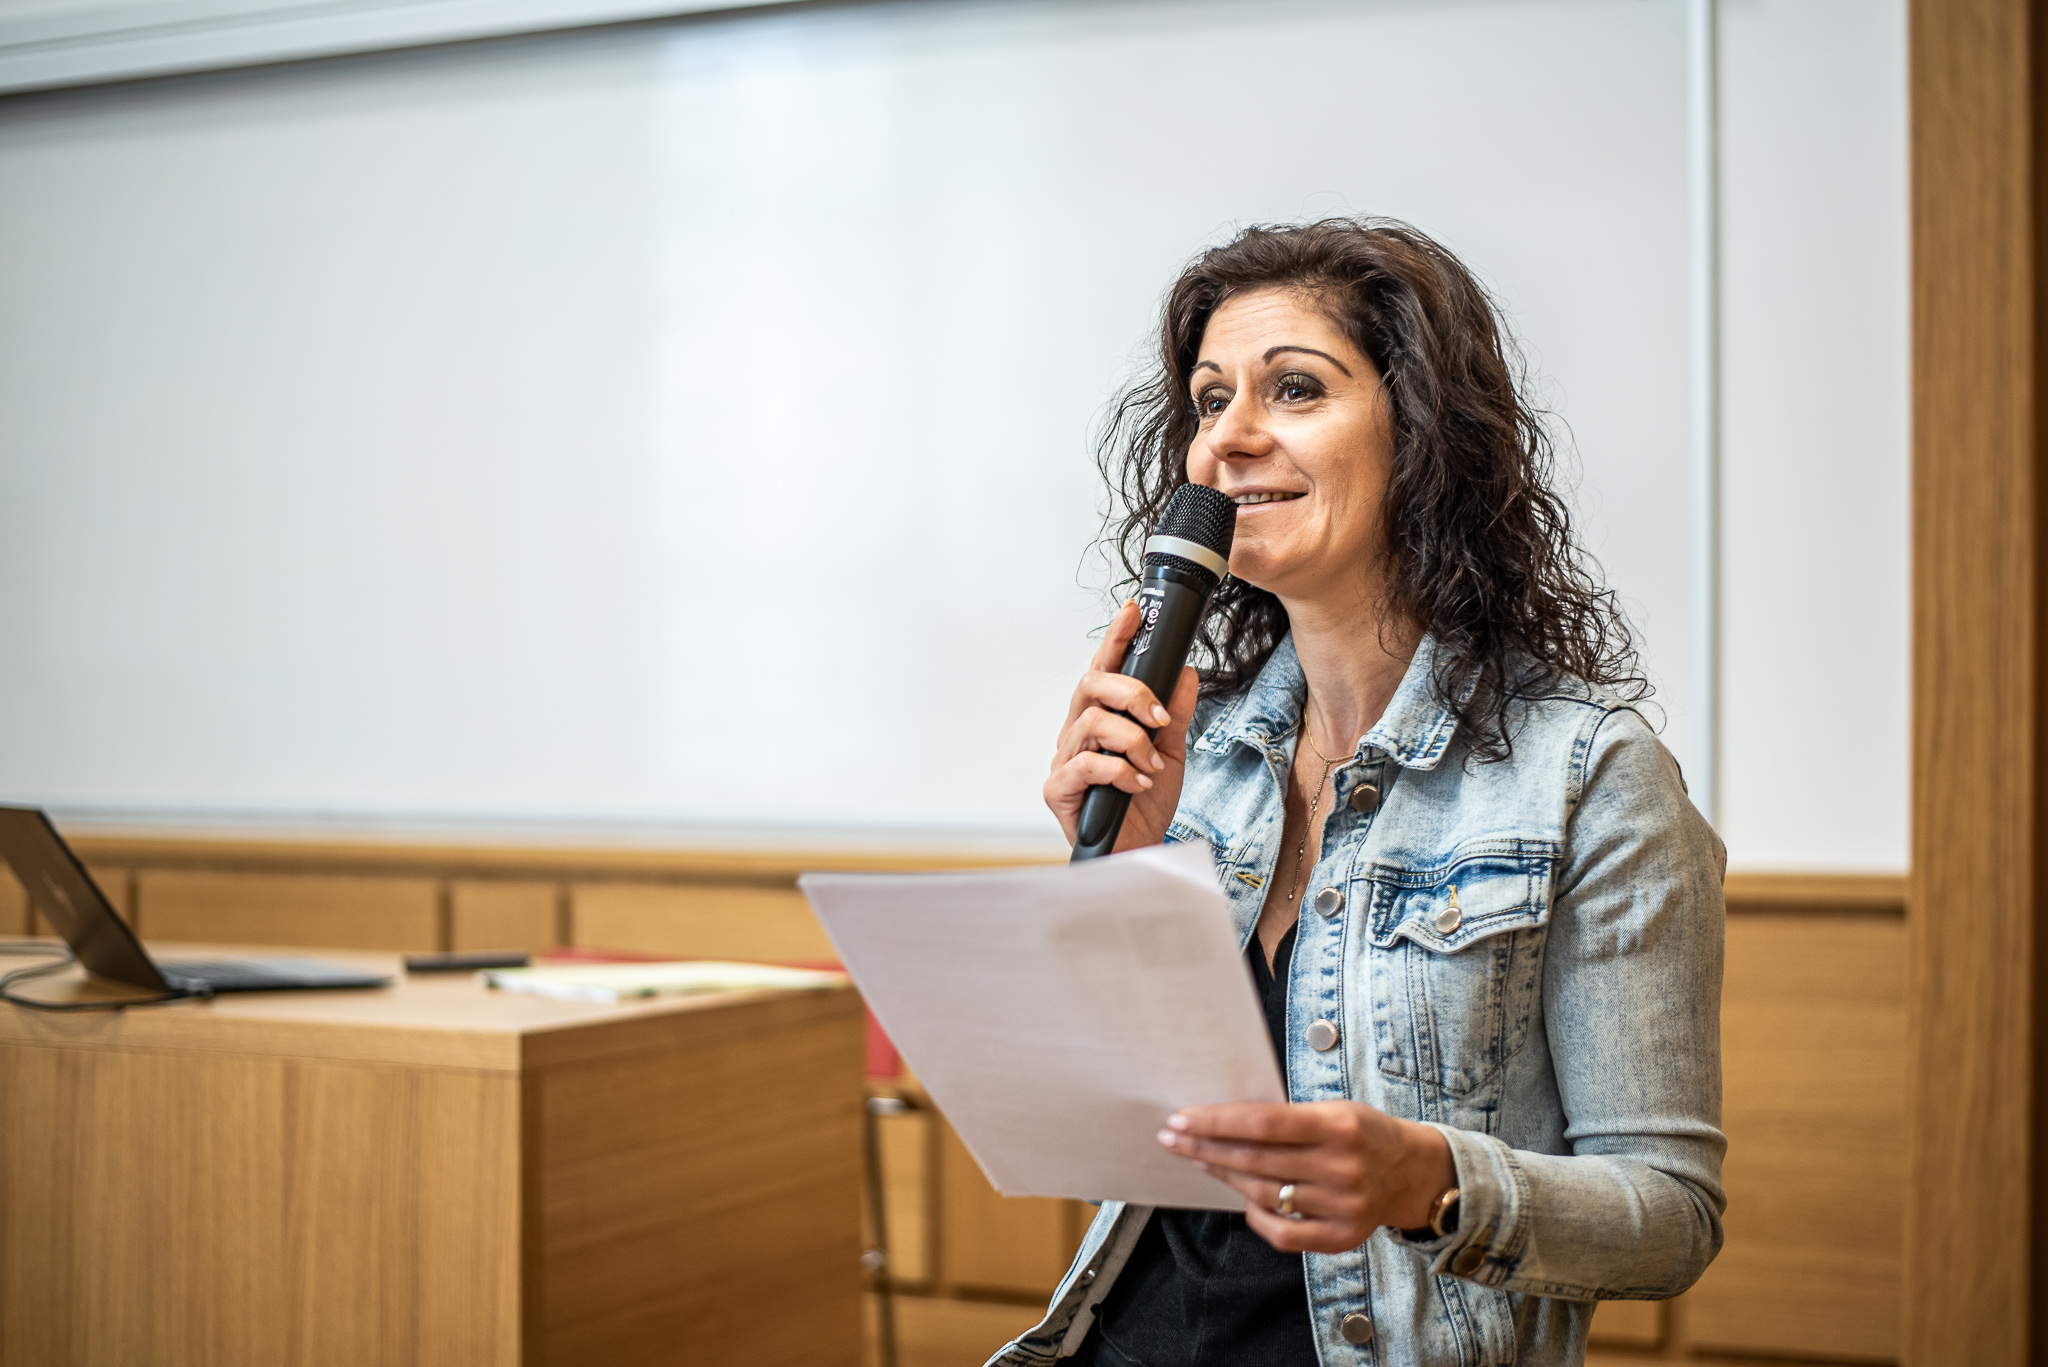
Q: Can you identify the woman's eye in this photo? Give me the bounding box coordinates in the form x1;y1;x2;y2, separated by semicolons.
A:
1193;388;1230;417
1275;372;1322;403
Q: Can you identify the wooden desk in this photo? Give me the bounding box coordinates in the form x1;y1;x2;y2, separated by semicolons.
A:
0;941;866;1367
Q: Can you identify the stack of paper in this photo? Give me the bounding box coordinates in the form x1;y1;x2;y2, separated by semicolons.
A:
800;842;1279;1211
480;960;845;1003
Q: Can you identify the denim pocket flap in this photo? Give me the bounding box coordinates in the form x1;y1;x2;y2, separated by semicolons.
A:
1363;844;1556;952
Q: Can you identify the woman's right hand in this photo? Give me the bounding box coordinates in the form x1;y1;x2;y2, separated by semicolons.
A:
1044;599;1201;854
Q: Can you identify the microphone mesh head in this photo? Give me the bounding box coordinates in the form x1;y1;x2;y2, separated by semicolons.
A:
1144;483;1236;578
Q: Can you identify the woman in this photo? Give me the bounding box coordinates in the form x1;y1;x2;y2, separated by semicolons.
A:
1000;220;1725;1367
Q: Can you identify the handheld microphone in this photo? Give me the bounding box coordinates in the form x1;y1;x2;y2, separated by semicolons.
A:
1070;483;1237;862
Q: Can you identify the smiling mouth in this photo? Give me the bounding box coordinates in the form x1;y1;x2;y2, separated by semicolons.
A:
1232;491;1304;506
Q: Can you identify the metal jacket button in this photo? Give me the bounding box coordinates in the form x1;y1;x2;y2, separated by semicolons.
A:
1306;1019;1339;1051
1349;782;1380;813
1313;886;1343;917
1451;1240;1487;1277
1338;1312;1375;1344
1434;884;1462;934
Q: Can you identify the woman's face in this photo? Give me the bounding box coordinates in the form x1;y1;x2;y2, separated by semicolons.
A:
1184;287;1393;606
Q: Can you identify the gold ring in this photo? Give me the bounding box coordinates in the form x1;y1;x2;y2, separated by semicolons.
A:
1276;1183;1302;1219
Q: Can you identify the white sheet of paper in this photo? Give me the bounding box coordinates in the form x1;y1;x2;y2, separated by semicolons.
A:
799;842;1283;1210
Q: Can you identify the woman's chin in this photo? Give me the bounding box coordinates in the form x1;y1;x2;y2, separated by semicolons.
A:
1225;559;1287;596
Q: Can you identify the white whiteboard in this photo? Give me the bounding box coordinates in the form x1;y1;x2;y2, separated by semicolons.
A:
0;0;1906;866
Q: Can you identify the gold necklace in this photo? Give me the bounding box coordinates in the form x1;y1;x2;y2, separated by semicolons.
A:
1283;701;1347;905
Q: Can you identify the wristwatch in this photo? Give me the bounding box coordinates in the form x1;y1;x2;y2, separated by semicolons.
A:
1393;1184;1461;1241
1427;1185;1462;1238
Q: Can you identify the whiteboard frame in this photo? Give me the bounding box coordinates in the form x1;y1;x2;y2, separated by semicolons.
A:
0;0;796;93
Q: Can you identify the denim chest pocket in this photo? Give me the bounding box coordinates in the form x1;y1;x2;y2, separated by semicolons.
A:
1360;844;1556;1097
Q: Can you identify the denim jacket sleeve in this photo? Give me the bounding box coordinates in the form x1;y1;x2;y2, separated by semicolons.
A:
1394;704;1728;1300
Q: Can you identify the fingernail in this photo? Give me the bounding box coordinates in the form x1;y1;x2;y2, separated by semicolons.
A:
1152;705;1172;725
1137;774;1153;789
1167;1113;1191;1130
1151;753;1166;772
1157;1129;1178;1147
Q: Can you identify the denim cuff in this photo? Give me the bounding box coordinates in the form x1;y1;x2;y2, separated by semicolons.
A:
1385;1123;1528;1288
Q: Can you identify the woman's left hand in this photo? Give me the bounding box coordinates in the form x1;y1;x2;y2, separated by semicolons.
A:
1158;1101;1458;1253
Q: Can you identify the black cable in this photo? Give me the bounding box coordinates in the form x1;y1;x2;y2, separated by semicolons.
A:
0;949;209;1011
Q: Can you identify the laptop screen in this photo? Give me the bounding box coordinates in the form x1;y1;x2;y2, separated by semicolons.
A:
0;806;169;992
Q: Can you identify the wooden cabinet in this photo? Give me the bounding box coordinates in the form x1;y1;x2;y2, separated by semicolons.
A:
2;1039;521;1365
0;944;866;1367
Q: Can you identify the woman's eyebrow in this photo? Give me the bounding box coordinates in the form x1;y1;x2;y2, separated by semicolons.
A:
1190;346;1352;380
1265;345;1353;377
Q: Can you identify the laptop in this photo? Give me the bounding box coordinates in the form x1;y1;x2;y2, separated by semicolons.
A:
0;805;390;996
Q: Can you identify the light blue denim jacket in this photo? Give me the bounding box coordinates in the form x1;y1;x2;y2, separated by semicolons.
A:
991;633;1726;1367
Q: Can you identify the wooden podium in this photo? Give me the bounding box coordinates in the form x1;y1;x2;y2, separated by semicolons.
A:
0;942;866;1367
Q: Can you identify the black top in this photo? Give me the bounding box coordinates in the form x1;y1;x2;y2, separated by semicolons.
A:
1077;921;1318;1367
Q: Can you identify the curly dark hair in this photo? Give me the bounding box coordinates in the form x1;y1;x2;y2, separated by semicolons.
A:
1096;217;1645;762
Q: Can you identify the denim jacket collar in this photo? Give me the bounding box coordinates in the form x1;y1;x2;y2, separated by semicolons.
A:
1197;631;1461;771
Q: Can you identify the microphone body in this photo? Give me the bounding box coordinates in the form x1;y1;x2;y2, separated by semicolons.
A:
1070;484;1236;862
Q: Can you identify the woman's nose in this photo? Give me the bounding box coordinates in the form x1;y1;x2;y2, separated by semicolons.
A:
1209;393;1274;460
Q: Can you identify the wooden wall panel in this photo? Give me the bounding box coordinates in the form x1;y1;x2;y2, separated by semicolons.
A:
65;833;1059;884
0;866;26;936
88;866;132;916
1587;1301;1661;1351
20;864;130;938
449;880;560;955
878;1107;935;1286
1907;0;2044;1361
935;1115;1085;1296
1723;872;1905;916
135;871;440;952
886;1296;1043;1367
570;883;835;964
1687;916;1906;1361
